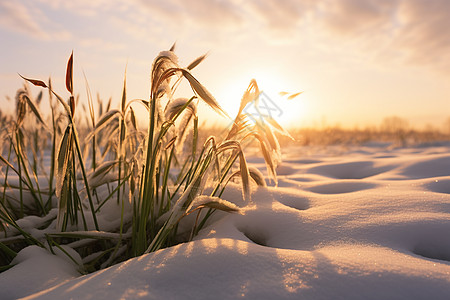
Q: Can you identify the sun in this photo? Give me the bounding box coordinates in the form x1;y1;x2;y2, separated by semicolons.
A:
215;70;309;129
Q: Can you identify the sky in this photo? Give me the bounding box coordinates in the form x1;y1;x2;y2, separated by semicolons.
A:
1;0;450;129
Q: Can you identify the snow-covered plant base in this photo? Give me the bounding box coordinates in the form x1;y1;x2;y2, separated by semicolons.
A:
2;144;450;299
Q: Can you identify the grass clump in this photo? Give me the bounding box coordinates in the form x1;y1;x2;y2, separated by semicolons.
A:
0;45;285;274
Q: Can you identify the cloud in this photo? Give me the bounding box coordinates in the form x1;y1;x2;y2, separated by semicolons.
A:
4;0;449;74
132;0;244;31
0;1;50;38
317;0;396;36
395;0;450;68
112;0;450;73
244;0;313;34
37;0;117;16
294;0;450;73
0;0;71;40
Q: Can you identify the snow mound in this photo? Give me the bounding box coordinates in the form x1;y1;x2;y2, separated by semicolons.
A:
1;145;450;299
21;241;450;300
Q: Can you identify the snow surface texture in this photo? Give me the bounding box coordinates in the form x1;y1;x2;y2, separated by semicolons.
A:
1;144;450;299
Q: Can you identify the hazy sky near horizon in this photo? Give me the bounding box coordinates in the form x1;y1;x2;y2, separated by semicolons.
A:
1;0;450;128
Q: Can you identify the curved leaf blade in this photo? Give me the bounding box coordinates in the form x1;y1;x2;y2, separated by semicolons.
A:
18;74;47;88
66;51;73;94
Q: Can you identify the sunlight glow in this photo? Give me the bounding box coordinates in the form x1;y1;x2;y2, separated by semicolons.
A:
215;70;310;128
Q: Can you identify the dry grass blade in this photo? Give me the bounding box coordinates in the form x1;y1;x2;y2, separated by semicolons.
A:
175;169;207;212
180;69;228;117
0;154;20;175
129;107;137;131
152;68;178;97
238;150;251;202
18;74;47;88
200;201;240;213
89;160;119;188
253;133;277;185
125;99;150;112
260;122;282;166
169;41;176;52
227;166;266;188
20;75;71;118
96;109;121;128
15;90;27;126
89;160;119;181
226;114;252;140
55;125;73;199
249;167;266;187
48;90;72;118
66;51;74;94
57;172;70;230
218;141;250;202
164;136;177;150
86;109;121;141
83;71;95;126
191;196;240;213
152;171;207;245
263;122;280;155
238;79;260;115
165;98;197;120
36;90;43;105
121;67;126;112
106;97;112;112
69;96;75;116
23;93;48;129
153;51;179;78
287;92;303;100
255;120;278;153
265;117;294;140
187;53;208;71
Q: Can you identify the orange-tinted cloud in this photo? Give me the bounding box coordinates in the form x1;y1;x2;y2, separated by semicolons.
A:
2;0;449;72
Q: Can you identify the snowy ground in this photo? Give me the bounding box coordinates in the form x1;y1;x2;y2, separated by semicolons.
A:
1;143;450;299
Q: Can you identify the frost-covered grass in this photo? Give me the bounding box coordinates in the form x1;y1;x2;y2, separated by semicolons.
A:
2;47;450;300
0;45;286;275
